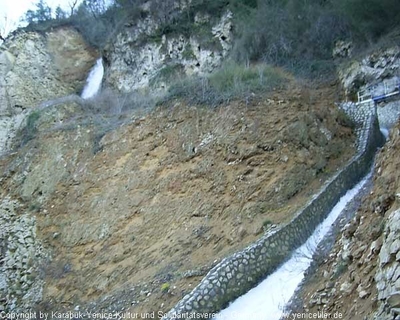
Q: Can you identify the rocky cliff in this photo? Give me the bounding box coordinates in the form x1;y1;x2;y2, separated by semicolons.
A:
103;9;233;92
0;27;98;154
339;46;400;98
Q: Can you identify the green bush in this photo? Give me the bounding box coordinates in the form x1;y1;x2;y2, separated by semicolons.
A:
262;219;273;228
333;260;348;279
336;109;356;129
160;282;170;293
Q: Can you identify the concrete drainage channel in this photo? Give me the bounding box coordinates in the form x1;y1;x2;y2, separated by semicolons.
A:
216;170;373;319
162;102;385;319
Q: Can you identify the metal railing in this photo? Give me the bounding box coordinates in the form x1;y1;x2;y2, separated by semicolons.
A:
357;77;400;104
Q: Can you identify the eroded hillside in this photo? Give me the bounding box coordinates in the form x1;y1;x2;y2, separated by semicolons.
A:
0;83;356;313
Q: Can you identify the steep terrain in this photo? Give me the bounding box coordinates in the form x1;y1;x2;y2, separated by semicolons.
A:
0;78;356;313
288;47;400;320
0;27;98;155
293;120;400;320
103;6;233;92
1;4;399;317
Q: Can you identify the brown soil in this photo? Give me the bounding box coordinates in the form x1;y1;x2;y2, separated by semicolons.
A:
0;83;356;315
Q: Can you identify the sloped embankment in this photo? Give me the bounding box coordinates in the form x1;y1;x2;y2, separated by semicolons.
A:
0;86;356;313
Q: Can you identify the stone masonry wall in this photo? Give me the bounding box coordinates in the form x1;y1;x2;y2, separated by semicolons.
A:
377;100;400;130
162;103;384;318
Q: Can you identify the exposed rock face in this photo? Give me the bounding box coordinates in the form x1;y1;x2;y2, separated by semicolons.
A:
377;100;400;130
339;46;400;97
375;209;400;319
0;198;49;312
0;27;97;154
333;40;353;59
1;27;97;110
103;10;233;92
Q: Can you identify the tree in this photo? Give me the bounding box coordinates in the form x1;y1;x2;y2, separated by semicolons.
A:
0;14;17;40
55;6;67;20
84;0;108;18
24;0;52;23
69;0;79;16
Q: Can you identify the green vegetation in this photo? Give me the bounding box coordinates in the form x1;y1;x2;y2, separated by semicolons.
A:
28;202;42;212
18;0;400;108
262;219;273;228
22;0;400;64
153;64;184;84
336;109;356;129
166;61;286;106
160;282;170;293
233;0;399;77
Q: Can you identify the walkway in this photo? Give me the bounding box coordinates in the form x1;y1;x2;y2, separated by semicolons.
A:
358;77;400;104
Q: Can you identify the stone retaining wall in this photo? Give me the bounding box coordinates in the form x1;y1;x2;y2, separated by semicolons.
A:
162;103;384;319
377;100;400;130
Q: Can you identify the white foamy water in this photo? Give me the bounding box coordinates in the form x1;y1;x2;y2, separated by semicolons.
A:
81;58;104;99
380;127;389;140
216;171;372;320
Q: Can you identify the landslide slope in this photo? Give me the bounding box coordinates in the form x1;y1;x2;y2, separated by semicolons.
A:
0;83;356;313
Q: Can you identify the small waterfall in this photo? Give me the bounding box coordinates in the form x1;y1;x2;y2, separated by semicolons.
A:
216;171;372;320
380;127;389;140
81;58;104;99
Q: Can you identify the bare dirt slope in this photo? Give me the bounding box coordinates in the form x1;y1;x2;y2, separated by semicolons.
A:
0;83;355;314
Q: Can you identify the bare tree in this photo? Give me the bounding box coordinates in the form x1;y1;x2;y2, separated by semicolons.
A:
0;14;17;41
69;0;79;16
84;0;107;19
150;0;177;26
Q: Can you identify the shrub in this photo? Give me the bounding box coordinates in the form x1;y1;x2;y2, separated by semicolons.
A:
231;0;350;79
333;260;348;279
166;62;286;107
160;282;170;293
335;109;356;130
262;219;273;228
336;0;400;41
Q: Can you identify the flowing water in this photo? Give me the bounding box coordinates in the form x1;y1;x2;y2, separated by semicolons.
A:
215;170;373;320
81;58;104;99
380;127;389;140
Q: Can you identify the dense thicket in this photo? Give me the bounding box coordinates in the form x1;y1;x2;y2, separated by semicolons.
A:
231;0;400;75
